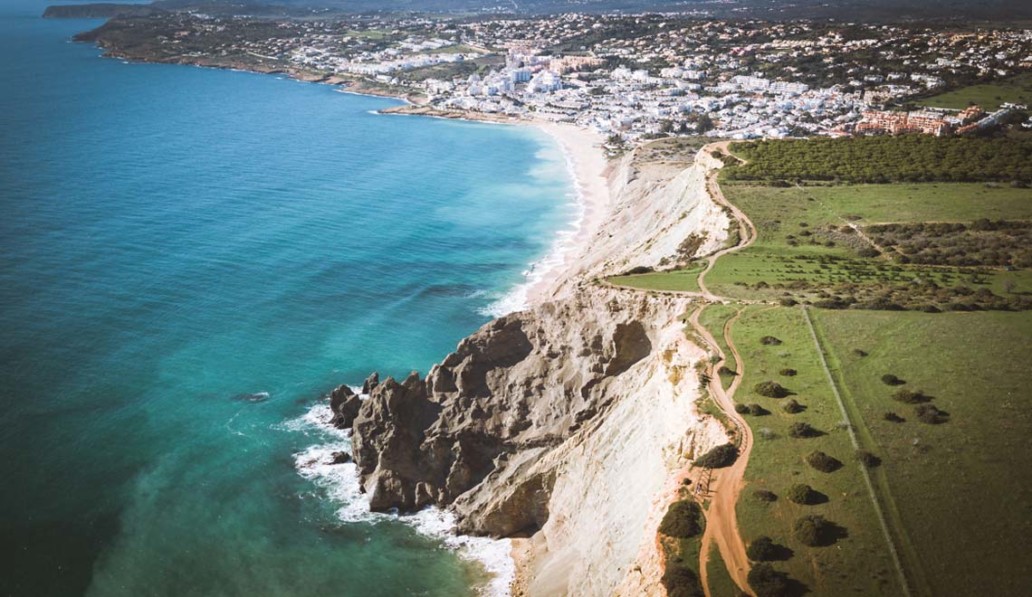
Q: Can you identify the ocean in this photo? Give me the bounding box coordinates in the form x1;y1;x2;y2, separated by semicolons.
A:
0;2;577;594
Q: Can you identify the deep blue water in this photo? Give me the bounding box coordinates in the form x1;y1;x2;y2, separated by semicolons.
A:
0;2;574;594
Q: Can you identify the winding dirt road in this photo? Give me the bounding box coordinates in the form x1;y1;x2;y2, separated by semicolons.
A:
690;143;760;596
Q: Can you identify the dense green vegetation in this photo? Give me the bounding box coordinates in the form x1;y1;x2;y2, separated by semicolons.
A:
661;499;707;597
918;73;1032;111
725;136;1032;184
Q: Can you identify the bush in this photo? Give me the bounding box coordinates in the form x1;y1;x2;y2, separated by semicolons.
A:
857;450;882;468
853;349;868;357
788;422;821;438
782;399;805;414
735;403;769;416
695;443;738;468
779;368;798;376
786;483;820;505
893;388;931;404
881;374;905;386
805;451;842;473
760;336;783;345
753;489;778;503
661;563;704;597
747;563;791;597
915;404;950;424
659;500;703;538
718;365;737;376
755;381;790;398
793;514;836;547
883;411;906;423
624;265;654;275
746;536;788;562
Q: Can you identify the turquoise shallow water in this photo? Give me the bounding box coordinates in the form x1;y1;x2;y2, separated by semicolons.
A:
0;2;574;594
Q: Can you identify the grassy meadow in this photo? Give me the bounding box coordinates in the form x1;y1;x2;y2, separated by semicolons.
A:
730;306;905;596
811;309;1032;596
918;73;1032;111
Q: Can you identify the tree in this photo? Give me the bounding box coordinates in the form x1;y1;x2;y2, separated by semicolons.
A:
755;381;791;398
788;422;821;438
694;443;738;468
746;536;785;562
805;451;842;473
793;514;836;546
787;483;820;505
659;500;703;538
747;563;791;597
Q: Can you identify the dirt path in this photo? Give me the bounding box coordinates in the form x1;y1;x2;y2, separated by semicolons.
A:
690;142;759;596
692;306;754;596
697;143;758;302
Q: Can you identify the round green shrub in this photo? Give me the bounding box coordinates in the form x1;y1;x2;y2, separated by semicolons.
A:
747;563;791;597
778;368;798;376
857;450;882;468
805;451;842;473
753;489;778;503
788;422;820;438
695;443;738;468
755;381;790;398
893;388;931;404
782;399;804;414
786;483;819;505
659;500;703;538
760;336;783;346
793;515;836;547
746;536;781;562
915;404;950;424
661;563;704;597
881;374;905;385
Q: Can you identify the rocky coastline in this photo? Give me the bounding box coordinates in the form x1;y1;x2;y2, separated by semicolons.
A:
71;18;738;592
331;143;734;594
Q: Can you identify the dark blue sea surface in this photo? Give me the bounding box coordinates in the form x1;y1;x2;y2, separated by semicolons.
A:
0;2;575;594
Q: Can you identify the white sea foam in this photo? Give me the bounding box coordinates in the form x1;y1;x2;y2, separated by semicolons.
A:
480;178;585;318
289;402;513;595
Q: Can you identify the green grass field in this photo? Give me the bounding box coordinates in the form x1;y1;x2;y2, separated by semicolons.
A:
919;73;1032;111
697;303;740;390
609;261;706;293
705;143;1032;596
705;183;1032;302
810;309;1032;596
730;306;904;596
705;542;740;597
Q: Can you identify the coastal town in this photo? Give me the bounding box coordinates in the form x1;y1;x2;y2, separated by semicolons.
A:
77;11;1032;142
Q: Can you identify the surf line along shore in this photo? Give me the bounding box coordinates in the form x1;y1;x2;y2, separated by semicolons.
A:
377;102;614;313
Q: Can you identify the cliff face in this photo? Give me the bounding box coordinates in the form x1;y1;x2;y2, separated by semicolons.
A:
350;144;731;595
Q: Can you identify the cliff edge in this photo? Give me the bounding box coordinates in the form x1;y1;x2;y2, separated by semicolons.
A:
346;142;731;595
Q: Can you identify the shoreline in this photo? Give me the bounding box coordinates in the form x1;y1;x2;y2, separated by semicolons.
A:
91;47;611;314
377;105;612;314
89;47;618;596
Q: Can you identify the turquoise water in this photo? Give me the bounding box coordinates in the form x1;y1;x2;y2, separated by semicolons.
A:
0;2;574;594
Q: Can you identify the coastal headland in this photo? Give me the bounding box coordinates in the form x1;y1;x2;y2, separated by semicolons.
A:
70;21;756;593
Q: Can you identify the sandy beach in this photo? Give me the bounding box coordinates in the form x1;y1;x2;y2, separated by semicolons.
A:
524;121;613;306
